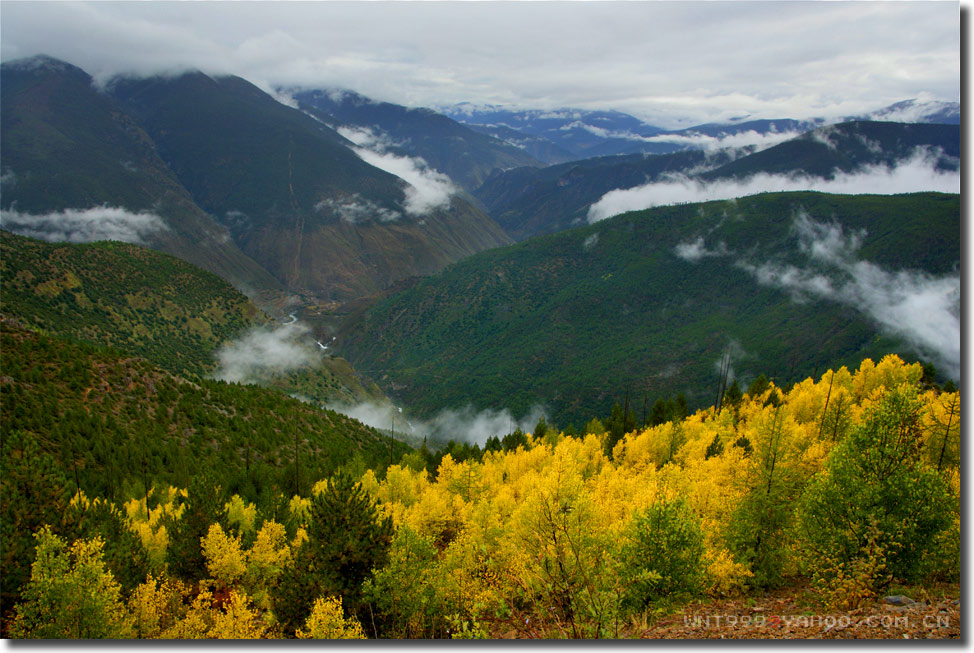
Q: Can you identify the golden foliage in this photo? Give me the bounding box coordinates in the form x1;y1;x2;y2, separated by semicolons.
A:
296;596;366;639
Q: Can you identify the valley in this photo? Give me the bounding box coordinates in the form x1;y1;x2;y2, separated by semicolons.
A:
0;48;960;640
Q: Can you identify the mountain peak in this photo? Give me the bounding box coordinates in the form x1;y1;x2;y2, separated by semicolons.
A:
1;54;90;80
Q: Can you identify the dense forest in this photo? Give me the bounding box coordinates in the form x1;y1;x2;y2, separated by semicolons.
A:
340;192;960;426
1;350;960;638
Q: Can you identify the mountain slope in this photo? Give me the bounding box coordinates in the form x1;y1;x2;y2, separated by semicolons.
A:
0;230;384;406
703;120;959;180
1;230;265;376
475;149;733;241
292;88;541;192
110;71;512;302
0;56;286;304
474;121;960;241
338;192;959;427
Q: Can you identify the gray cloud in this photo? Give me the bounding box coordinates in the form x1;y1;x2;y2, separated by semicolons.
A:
588;147;961;222
0;2;958;128
0;205;168;244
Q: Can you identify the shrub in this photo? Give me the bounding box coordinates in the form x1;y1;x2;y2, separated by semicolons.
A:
618;497;707;612
795;386;954;588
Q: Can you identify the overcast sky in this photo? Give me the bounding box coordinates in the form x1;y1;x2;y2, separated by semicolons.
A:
0;1;960;128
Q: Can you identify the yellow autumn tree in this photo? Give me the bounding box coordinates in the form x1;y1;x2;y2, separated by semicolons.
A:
296;596;366;639
10;527;134;639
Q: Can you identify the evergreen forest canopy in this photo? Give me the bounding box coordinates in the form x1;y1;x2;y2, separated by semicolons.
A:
341;191;960;428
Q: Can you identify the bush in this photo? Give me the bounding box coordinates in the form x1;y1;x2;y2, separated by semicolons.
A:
795;386;954;589
618;497;707;612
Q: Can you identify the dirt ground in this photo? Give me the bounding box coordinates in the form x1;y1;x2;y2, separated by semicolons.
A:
636;584;961;639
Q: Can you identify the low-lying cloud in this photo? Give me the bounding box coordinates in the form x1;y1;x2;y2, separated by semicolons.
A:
337;125;456;216
315;195;401;224
587;147;961;223
687;209;960;380
673;236;730;263
0;205;168;244
213;322;319;384
639;129;803;152
329;399;547;447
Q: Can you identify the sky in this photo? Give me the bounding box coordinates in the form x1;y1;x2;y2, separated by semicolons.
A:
0;1;961;128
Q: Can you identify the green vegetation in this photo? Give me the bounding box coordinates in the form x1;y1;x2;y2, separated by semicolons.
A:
341;192;959;428
1;231;265;377
1;230;385;406
1;356;959;639
0;319;410;611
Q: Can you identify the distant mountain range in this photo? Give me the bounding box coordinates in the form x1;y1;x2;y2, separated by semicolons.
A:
441;99;960;163
475;120;960;241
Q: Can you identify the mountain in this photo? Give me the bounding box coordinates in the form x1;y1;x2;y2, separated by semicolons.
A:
290;88;541;192
108;70;512;303
1;56;513;305
474;120;960;241
856;98;960;125
704;120;959;180
474;149;728;241
443;105;670;162
337;192;960;428
0;230;385;406
0;56;287;306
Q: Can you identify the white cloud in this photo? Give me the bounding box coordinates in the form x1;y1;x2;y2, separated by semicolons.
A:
0;205;168;244
673;236;730;263
328;399;547;447
736;211;960;380
213;322;318;384
337;125;456;216
635;129;804;152
587;147;960;222
315;195;401;224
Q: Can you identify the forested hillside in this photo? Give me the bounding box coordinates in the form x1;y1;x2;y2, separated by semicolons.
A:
0;231;384;406
340;192;960;427
0;318;410;614
1;231;265;377
2;354;959;638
